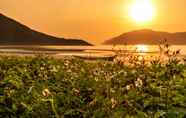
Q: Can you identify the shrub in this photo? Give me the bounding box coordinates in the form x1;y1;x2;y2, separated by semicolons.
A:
0;55;186;118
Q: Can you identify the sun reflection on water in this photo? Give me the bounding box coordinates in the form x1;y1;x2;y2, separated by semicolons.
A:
136;45;149;52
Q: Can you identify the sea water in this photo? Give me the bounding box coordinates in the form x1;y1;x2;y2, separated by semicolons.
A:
0;45;185;57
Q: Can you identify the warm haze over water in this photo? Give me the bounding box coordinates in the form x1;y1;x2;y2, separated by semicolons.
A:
1;0;186;44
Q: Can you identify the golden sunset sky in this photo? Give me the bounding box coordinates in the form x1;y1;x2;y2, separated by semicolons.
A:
0;0;186;44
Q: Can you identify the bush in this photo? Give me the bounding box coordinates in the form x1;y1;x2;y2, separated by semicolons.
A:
0;55;186;118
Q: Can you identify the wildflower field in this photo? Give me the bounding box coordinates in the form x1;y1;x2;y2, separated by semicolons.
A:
1;54;186;118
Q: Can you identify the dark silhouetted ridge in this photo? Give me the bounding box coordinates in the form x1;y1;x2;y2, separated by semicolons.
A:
103;29;186;45
0;13;92;45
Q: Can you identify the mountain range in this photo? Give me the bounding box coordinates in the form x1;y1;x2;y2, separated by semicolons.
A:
0;13;91;45
104;29;186;45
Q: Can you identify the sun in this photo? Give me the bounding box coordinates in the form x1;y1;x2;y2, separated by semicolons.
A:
129;0;155;23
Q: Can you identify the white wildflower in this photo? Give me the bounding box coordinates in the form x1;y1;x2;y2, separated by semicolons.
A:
42;88;51;97
72;88;80;96
126;85;132;90
135;78;143;87
110;88;116;93
111;98;117;109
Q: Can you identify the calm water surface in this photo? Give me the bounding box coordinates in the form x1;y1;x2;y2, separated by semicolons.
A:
43;45;186;57
0;45;186;57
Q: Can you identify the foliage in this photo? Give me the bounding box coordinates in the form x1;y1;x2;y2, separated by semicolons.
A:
0;55;186;118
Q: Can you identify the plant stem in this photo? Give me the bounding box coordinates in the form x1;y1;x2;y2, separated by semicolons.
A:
50;97;59;118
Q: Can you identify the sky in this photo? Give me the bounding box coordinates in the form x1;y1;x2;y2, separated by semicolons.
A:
0;0;186;44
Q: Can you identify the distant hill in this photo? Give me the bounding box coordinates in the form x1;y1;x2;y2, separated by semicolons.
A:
0;13;92;45
103;29;186;45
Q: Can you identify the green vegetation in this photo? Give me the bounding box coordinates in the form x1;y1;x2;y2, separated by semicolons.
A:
1;54;186;118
